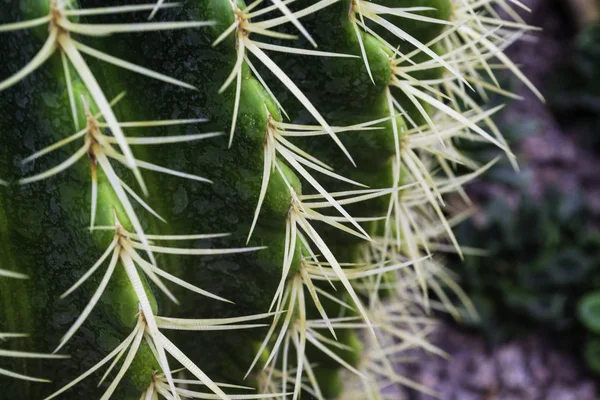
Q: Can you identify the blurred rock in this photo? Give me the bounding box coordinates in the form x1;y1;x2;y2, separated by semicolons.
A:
394;323;598;400
497;344;529;390
465;355;497;391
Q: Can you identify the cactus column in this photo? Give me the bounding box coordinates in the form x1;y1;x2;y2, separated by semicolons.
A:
0;1;539;399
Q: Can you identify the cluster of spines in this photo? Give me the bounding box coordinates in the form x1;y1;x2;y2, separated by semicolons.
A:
0;0;539;399
334;1;542;397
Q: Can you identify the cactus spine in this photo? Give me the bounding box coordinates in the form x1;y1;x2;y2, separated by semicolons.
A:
0;0;539;399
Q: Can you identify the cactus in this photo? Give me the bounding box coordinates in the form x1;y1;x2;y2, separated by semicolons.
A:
0;271;69;383
0;0;539;399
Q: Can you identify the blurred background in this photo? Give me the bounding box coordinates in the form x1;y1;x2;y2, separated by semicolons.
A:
396;0;600;398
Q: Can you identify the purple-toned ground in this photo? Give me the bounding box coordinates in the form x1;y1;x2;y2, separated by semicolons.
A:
498;0;600;210
394;323;598;400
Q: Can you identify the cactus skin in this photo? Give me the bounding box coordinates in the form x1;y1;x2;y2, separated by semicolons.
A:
0;1;539;399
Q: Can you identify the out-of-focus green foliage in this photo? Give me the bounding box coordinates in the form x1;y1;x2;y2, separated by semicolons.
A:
579;292;600;334
443;22;600;373
550;23;600;153
579;292;600;373
448;188;600;372
584;338;600;374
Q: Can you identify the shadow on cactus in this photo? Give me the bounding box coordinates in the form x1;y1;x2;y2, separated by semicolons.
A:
0;0;541;399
